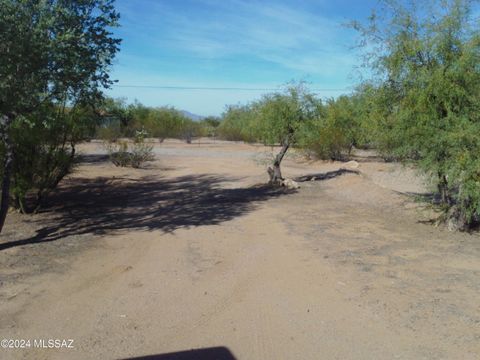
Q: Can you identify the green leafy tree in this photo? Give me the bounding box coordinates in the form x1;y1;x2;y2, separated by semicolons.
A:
10;103;97;213
353;0;480;229
255;84;322;184
0;0;120;231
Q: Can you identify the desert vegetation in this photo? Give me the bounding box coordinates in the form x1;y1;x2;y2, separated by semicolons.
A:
0;0;120;228
96;98;215;143
213;0;480;230
2;1;480;359
1;0;479;234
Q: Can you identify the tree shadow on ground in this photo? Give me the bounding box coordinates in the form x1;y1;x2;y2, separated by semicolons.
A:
0;174;295;251
77;153;176;171
295;168;360;182
77;153;110;165
121;346;236;360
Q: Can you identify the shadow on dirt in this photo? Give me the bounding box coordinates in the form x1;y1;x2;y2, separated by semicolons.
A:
295;168;360;182
78;153;176;171
121;346;236;360
77;153;110;165
0;174;295;250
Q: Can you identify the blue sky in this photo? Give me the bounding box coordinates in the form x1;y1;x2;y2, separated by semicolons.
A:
106;0;380;116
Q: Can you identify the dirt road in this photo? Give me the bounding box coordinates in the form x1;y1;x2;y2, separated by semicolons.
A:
1;140;479;359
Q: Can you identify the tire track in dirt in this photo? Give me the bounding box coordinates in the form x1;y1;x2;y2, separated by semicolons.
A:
2;141;479;360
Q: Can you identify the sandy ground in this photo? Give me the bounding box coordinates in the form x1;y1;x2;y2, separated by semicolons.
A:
0;139;479;360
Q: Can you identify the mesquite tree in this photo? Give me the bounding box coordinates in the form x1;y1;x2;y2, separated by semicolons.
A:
0;0;120;232
256;84;322;185
353;0;480;229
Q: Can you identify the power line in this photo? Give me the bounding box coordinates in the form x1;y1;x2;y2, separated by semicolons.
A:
112;85;349;91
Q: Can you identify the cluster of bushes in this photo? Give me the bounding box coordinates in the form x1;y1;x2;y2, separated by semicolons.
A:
217;90;370;161
95;98;221;144
352;0;480;230
217;105;258;142
94;99;226;167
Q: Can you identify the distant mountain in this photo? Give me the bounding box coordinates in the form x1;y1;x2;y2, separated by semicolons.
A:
181;110;205;121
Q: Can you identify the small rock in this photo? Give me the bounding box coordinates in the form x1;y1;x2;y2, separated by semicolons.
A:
345;160;359;169
282;178;300;189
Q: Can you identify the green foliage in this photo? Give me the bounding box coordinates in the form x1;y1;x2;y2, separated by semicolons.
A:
105;128;155;168
0;0;120;219
107;141;131;167
97;98;134;140
180;120;203;143
8;104;96;213
218;105;257;142
0;0;120;116
218;84;365;162
143;107;188;140
96;99;208;143
298;96;358;160
203;116;221;129
354;0;480;228
254;83;322;146
96;122;123;142
201;116;221;139
129;129;155;168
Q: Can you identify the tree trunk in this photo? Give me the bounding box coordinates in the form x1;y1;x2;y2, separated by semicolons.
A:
0;114;14;233
268;138;290;185
33;143;76;214
438;172;450;206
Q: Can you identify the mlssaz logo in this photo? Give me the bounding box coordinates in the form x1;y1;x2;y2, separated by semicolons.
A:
33;339;74;349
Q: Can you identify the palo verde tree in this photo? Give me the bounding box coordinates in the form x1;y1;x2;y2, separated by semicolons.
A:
353;0;480;229
0;0;120;232
256;84;322;185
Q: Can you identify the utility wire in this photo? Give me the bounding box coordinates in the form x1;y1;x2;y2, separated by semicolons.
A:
112;85;350;91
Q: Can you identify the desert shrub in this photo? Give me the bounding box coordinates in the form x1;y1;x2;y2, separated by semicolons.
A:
130;129;155;167
96;122;122;142
106;129;154;168
303;124;353;161
141;106;188;141
218;104;257;142
297;96;355;161
201;116;221;139
347;84;380;150
106;141;130;167
180;120;208;143
6;104;94;213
